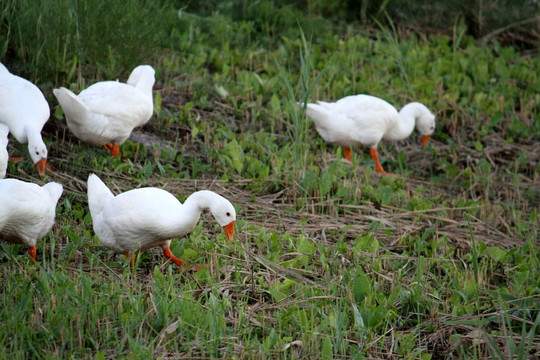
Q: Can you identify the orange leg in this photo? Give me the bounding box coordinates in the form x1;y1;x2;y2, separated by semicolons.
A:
163;247;185;268
9;157;23;163
343;147;352;162
369;148;389;175
104;144;120;157
125;253;134;268
28;246;37;261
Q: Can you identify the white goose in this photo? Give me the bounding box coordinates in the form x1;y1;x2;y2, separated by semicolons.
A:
303;94;436;174
0;124;8;179
0;179;63;260
87;174;236;268
53;65;155;157
0;63;50;174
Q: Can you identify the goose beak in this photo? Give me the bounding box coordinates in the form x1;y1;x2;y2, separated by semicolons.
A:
35;158;50;175
421;135;431;148
222;220;235;242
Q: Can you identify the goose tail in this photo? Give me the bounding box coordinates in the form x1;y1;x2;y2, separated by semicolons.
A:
304;103;331;123
0;63;9;74
87;174;114;217
127;65;155;86
53;87;90;126
43;182;64;206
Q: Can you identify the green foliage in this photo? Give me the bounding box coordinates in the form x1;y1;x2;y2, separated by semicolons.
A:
0;1;538;359
0;0;175;84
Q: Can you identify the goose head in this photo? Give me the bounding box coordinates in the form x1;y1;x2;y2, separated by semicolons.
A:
28;138;48;174
413;103;436;147
208;194;237;241
23;124;49;174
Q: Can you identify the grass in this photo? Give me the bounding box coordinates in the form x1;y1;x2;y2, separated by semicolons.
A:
1;1;539;359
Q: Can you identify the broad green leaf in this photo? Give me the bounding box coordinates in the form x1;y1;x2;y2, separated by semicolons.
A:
321;337;333;360
353;275;371;303
352;303;364;329
486;247;507;262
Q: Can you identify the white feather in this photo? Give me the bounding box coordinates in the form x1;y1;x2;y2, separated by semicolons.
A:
0;124;8;179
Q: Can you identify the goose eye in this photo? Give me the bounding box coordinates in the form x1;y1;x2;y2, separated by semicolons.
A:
226;212;231;217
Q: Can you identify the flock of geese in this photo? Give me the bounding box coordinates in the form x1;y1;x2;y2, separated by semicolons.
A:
0;62;435;269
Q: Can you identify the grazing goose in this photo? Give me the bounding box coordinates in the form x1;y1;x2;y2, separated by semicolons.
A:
0;63;50;174
87;174;236;268
53;65;155;157
0;179;63;260
303;94;435;174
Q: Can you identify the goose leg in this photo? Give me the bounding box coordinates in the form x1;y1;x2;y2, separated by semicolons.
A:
110;145;119;157
163;247;185;268
9;157;23;163
343;147;352;162
369;148;389;175
104;144;120;157
125;253;134;268
28;246;37;261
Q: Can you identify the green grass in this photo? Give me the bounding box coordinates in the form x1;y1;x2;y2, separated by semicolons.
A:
1;1;539;359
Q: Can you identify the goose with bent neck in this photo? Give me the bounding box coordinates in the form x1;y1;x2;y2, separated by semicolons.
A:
0;63;50;174
304;94;436;174
87;174;236;268
156;190;229;239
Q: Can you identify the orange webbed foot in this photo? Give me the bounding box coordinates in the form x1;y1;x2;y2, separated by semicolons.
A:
9;157;23;163
104;144;120;157
369;148;394;176
189;264;208;272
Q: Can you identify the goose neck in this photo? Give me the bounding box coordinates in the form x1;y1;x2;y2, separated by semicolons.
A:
25;125;44;148
183;190;216;213
162;191;215;238
385;104;416;141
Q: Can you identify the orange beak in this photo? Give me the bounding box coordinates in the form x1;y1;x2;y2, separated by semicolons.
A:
35;158;50;175
421;135;431;148
222;220;235;242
